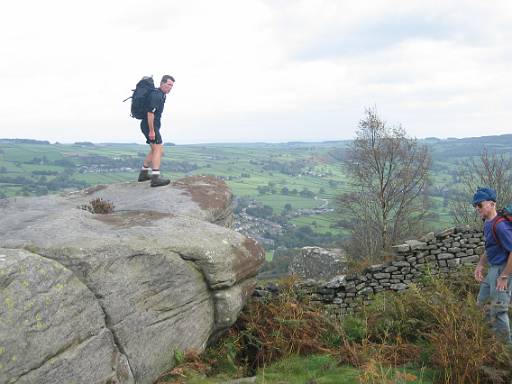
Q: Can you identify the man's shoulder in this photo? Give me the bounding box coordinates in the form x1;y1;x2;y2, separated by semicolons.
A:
495;218;512;232
150;88;164;98
155;89;166;102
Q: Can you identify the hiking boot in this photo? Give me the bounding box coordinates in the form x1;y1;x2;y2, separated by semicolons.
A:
138;169;151;182
150;174;170;187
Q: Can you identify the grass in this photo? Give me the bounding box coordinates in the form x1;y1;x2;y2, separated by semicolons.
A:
256;355;434;384
256;194;321;211
157;354;434;384
290;213;346;236
73;171;135;184
258;355;361;383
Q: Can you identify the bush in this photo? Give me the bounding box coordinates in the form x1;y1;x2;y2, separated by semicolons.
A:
246;205;273;219
347;271;512;383
234;277;341;373
413;277;506;384
205;277;343;376
342;315;367;343
80;198;114;214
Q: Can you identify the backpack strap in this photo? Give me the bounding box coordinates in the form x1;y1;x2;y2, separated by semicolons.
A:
123;87;139;103
491;216;507;249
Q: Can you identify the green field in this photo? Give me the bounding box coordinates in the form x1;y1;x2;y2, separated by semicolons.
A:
0;141;348;231
1;135;512;240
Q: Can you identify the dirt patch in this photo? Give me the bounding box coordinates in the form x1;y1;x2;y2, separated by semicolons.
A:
93;210;174;229
228;239;265;281
243;238;265;260
172;175;232;211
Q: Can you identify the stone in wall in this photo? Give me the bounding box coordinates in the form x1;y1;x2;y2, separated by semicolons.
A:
288;247;346;281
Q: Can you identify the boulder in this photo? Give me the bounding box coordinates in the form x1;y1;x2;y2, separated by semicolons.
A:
0;177;264;384
289;247;346;281
0;248;134;384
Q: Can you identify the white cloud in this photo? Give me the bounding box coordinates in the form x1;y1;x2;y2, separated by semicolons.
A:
0;0;511;143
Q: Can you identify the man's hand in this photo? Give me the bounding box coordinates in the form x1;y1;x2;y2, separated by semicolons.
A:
474;264;484;282
147;111;156;142
497;276;509;291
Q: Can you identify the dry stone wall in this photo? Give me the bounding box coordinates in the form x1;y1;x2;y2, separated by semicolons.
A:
288;247;346;280
299;226;484;315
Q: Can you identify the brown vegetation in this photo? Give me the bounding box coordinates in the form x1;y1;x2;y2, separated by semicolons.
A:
156;273;512;383
79;197;114;214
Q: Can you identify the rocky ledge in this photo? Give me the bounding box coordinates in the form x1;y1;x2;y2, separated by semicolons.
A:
0;176;264;384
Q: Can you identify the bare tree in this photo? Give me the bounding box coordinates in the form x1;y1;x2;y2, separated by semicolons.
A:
339;107;432;260
450;148;512;227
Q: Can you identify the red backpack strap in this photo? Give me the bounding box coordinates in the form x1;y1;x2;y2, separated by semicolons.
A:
492;216;506;248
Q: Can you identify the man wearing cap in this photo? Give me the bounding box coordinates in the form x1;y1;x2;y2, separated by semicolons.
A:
473;187;512;343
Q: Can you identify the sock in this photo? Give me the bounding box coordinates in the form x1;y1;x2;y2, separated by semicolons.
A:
152;169;160;176
141;165;151;171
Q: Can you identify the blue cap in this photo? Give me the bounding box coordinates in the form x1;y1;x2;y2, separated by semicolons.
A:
472;187;497;205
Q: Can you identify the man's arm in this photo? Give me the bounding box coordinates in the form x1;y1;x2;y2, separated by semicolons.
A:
147;111;155;141
495;222;512;290
497;251;512;291
475;253;487;282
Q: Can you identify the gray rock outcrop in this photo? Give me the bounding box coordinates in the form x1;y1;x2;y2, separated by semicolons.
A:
0;176;264;384
0;248;134;384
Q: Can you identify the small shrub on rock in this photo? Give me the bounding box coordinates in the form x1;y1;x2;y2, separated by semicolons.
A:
80;198;114;214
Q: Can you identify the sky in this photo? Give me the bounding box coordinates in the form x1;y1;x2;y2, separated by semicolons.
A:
1;0;511;144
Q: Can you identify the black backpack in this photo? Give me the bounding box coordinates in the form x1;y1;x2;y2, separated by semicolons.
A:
123;76;155;119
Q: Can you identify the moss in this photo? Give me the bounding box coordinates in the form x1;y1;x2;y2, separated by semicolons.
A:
34;312;46;330
23;245;41;254
4;297;14;310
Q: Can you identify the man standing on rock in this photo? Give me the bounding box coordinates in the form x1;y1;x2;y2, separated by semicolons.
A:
138;75;175;187
473;187;512;343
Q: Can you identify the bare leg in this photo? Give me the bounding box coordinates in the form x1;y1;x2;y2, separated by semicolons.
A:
143;147;154;168
149;144;169;187
150;143;163;170
138;146;155;182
